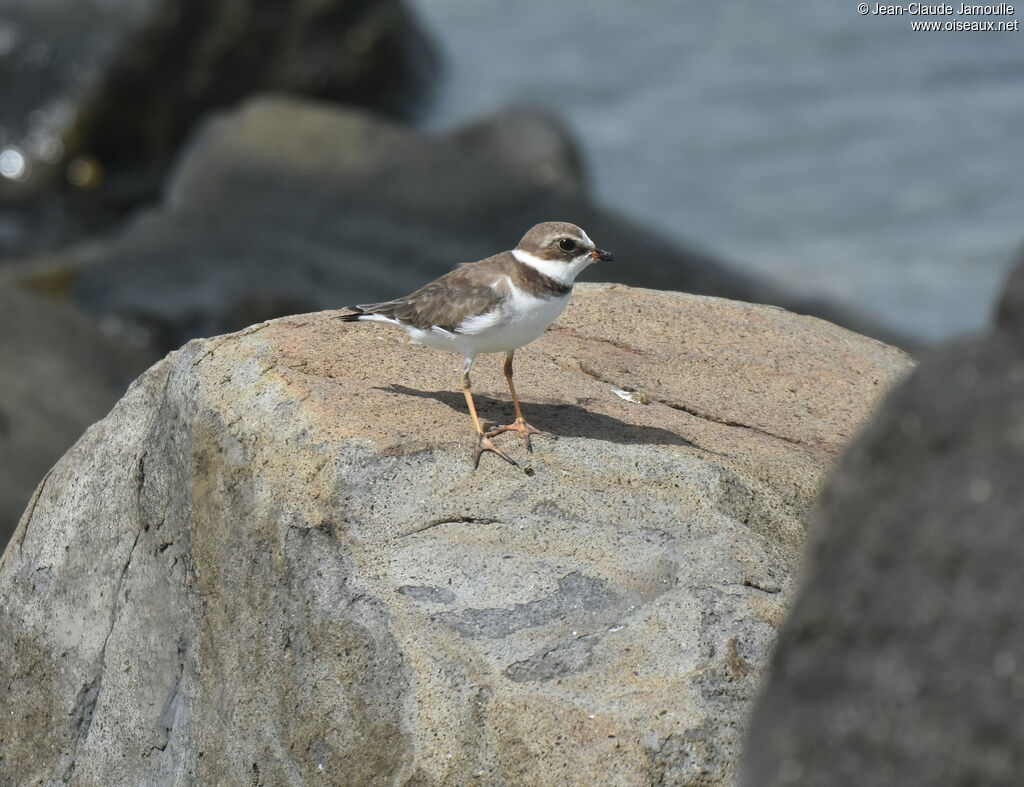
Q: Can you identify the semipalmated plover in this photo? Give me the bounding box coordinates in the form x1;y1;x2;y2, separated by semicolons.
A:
340;221;614;467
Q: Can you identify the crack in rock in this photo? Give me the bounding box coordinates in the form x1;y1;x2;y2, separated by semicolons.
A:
578;360;804;448
400;516;499;538
64;460;147;779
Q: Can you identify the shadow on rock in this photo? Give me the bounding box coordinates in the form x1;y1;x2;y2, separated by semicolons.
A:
379;384;704;450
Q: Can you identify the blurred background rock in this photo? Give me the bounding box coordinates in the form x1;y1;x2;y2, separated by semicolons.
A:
741;246;1024;786
0;0;437;247
0;1;1021;551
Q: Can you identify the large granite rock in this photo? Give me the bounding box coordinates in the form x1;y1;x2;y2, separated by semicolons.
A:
740;256;1024;785
0;0;437;255
0;283;154;553
0;285;910;784
10;95;909;353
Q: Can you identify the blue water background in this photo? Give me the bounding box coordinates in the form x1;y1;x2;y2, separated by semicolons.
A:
410;0;1024;342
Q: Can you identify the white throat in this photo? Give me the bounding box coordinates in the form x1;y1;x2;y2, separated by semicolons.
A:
512;248;593;286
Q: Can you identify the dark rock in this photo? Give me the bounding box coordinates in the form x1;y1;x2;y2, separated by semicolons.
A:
0;0;438;255
79;0;439;171
0;283;155;551
51;95;908;353
995;244;1024;343
740;256;1024;785
0;0;148;196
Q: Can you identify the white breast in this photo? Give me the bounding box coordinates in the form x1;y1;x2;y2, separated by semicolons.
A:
468;282;570;353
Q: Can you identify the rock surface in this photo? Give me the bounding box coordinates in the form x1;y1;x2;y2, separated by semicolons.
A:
0;283;154;552
0;285;910;784
13;95;909;354
740;257;1024;785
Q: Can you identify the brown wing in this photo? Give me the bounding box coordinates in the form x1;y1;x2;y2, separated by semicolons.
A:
349;254;512;332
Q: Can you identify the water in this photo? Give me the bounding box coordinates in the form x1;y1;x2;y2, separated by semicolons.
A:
409;0;1024;342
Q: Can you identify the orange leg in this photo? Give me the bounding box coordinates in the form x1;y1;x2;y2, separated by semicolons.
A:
461;367;517;468
486;351;554;452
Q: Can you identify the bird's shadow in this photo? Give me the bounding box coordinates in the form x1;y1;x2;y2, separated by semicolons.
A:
377;384;708;450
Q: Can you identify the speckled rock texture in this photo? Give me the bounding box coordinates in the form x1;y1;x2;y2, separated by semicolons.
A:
0;285;910;785
740;256;1024;786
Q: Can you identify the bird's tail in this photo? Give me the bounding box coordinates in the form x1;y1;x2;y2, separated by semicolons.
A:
338;307;366;322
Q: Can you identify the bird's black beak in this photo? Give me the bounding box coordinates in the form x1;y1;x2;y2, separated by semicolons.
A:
589;248;615;262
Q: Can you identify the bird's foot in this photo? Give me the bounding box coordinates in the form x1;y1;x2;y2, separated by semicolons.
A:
474;433;519;469
487;418;555;453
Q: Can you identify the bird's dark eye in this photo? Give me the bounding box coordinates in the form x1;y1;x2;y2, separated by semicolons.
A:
558;238;576;252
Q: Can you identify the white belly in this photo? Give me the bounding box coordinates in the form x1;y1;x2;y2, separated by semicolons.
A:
408;289;570;357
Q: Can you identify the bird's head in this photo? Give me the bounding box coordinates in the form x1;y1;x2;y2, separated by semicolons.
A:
513;221;614;285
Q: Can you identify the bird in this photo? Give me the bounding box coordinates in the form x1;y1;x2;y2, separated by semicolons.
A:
339;221;615;467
